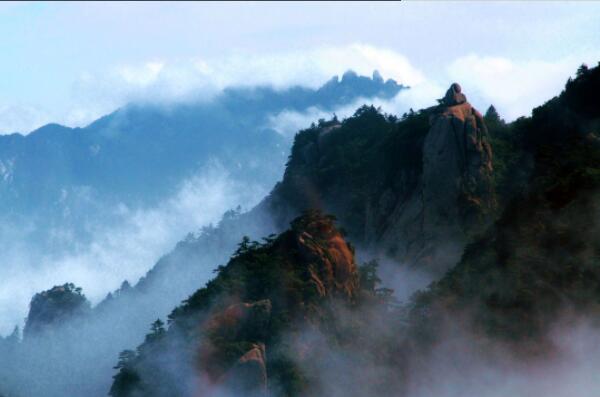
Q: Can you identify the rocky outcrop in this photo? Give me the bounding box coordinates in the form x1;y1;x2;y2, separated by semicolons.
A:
220;343;268;397
376;83;494;273
108;64;600;397
204;300;272;342
198;300;272;385
291;212;359;301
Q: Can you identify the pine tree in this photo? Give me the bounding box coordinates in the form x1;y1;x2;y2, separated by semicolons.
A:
484;105;501;124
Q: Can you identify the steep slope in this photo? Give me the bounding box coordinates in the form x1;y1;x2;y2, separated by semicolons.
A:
102;86;499;397
109;211;372;397
409;62;600;346
7;63;599;397
263;83;494;274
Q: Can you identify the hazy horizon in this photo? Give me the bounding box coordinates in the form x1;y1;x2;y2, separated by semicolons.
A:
1;1;599;134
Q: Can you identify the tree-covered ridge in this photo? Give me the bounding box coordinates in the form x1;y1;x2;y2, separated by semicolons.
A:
271;105;431;241
110;211;393;397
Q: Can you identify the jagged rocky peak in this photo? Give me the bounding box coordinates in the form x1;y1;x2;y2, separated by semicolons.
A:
290;211;359;300
423;83;494;260
377;83;494;273
321;69;401;91
425;82;494;216
441;82;467;106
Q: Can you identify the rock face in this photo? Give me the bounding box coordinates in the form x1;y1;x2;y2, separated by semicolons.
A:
220;343;268;397
291;212;359;301
377;84;494;272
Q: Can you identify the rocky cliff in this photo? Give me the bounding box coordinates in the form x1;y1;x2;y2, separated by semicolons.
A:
409;63;600;347
376;83;494;271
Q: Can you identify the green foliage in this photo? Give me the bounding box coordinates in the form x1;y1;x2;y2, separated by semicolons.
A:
144;319;166;343
484;105;502;126
267;353;308;396
111;211;392;397
278;104;431;240
359;260;381;292
109;350;141;397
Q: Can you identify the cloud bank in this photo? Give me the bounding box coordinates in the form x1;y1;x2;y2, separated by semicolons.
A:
0;161;266;335
2;43;597;134
447;53;600;120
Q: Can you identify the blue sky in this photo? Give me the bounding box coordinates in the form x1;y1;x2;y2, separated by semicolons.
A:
1;1;599;133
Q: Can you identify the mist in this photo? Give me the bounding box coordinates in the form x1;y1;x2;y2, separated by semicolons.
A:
157;280;600;397
278;313;600;397
0;166;278;396
0;160;266;336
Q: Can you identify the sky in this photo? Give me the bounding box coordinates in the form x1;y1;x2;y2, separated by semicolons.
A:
0;1;599;134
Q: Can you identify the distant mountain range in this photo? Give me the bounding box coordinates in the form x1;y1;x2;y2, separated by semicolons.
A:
0;71;404;248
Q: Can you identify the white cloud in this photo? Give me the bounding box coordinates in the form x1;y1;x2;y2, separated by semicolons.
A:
0;104;53;134
267;79;442;137
87;44;425;105
0;44;428;134
447;53;600;120
116;61;165;87
0;161;267;335
4;43;598;134
267;107;333;137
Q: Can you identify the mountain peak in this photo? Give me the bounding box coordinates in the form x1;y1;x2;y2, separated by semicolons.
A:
23;283;91;339
441;82;467;106
341;69;359;82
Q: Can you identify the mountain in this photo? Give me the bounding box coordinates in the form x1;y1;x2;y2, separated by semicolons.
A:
0;72;405;397
263;82;495;274
129;79;498;310
109;211;367;397
0;71;404;249
2;62;599;397
22;283;91;339
106;62;600;396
